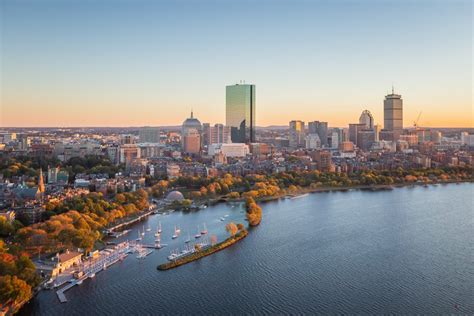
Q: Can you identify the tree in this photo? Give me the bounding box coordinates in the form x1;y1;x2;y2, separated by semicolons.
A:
0;275;32;306
225;222;238;237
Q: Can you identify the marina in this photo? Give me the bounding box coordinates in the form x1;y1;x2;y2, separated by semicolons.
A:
47;207;242;305
22;184;474;315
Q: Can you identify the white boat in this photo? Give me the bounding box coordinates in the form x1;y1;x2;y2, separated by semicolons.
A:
90;273;95;278
220;217;225;221
136;248;153;259
194;226;201;239
201;223;208;235
167;249;179;260
224;214;229;218
146;225;151;232
141;226;145;236
172;225;180;239
136;231;142;241
185;233;191;243
158;221;162;234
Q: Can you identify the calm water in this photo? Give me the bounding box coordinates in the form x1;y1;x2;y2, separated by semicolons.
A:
21;183;474;315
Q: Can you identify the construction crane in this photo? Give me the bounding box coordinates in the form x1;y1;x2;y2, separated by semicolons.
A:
413;111;422;129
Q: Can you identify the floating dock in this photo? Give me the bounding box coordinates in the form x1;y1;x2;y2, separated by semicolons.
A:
55;242;129;303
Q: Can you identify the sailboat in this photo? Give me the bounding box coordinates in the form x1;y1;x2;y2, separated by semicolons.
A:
136;231;142;241
172;225;179;239
201;223;208;235
194;225;201;239
155;221;162;237
175;225;181;234
141;225;145;236
185;233;191;243
146;224;151;232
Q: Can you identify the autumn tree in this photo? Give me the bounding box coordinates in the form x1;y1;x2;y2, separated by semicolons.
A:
225;222;238;237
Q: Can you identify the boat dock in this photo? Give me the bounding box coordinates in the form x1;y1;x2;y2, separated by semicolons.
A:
55;242;130;303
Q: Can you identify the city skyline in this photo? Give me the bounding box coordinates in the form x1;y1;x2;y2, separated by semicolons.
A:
1;0;472;128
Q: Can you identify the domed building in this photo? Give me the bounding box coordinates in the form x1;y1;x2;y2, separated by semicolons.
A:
182;111;202;135
182;111;202;153
165;190;184;203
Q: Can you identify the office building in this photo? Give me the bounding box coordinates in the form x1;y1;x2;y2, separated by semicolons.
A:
289;120;305;148
305;133;321;149
203;123;231;145
308;121;328;146
182;111;202;153
330;131;339;149
383;87;403;140
348;123;366;145
357;130;376;150
226;83;256;143
359;110;374;129
139;127;160;143
182;129;201;154
374;124;381;141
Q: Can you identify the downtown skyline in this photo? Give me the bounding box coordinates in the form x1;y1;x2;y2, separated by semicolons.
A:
1;0;472;128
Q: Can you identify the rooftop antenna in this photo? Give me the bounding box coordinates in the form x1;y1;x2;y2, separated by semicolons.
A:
392;84;394;94
191;108;194;118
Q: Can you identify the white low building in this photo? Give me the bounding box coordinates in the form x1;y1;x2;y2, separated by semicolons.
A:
208;143;249;158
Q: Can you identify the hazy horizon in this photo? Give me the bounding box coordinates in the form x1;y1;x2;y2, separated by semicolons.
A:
1;0;472;128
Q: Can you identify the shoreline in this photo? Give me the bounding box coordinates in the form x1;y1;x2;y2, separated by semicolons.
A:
227;179;474;205
157;230;248;271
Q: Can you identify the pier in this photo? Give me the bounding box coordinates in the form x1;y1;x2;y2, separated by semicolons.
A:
55;242;130;303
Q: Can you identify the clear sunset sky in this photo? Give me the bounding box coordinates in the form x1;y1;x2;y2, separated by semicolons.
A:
1;0;472;128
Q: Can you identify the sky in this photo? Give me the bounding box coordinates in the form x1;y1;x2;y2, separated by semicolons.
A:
0;0;472;128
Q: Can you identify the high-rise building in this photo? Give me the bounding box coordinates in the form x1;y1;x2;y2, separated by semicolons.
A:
308;121;328;146
182;111;202;152
182;129;201;154
305;133;321;149
359;110;374;130
374;124;381;141
330;131;339;149
348;123;366;145
289;120;305;148
357;130;376;150
226;83;256;143
203;123;231;145
202;123;211;146
139;127;160;143
383;87;403;140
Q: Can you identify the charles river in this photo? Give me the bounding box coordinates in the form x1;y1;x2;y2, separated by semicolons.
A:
21;183;473;315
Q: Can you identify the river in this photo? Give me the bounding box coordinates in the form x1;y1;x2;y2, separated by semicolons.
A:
20;183;474;314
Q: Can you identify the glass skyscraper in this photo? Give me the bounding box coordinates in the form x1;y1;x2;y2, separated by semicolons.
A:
226;84;256;143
